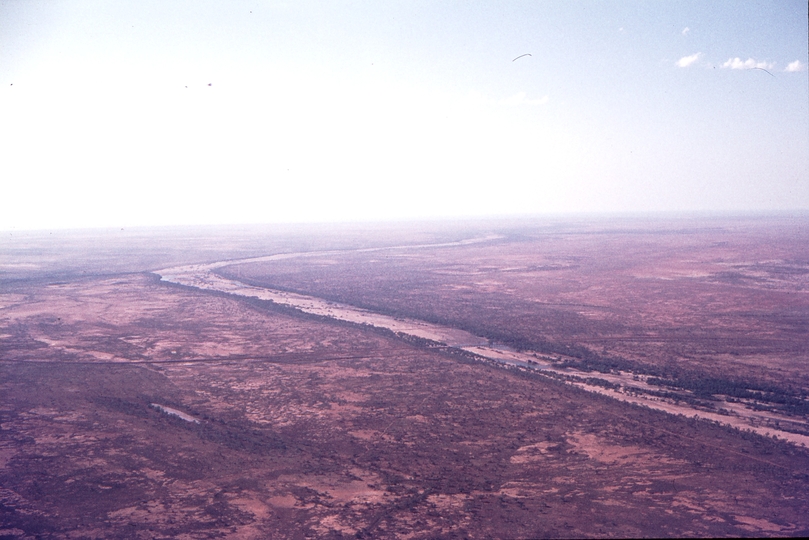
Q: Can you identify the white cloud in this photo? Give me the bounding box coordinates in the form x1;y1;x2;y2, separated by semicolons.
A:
721;57;774;70
676;52;702;68
501;92;549;106
785;60;805;72
682;27;690;35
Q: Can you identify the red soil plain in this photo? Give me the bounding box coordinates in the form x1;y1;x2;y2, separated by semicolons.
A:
1;215;808;538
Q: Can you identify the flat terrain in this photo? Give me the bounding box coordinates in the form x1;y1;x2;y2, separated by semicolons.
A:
1;216;809;538
227;217;809;385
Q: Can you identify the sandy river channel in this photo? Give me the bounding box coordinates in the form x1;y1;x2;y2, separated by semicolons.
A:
155;236;809;447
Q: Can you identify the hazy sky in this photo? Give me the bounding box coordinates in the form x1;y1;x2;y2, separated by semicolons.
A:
1;0;807;230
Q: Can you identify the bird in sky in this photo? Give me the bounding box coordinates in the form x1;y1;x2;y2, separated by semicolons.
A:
512;53;532;62
751;66;774;77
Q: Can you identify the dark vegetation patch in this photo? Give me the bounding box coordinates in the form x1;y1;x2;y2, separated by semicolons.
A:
94;395;289;455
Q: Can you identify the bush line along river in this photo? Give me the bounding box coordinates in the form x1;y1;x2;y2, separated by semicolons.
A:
155;236;809;447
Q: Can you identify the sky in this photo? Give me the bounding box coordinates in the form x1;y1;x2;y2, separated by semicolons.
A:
0;0;807;230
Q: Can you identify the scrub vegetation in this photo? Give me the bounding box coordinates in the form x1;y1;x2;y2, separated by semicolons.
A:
1;216;808;538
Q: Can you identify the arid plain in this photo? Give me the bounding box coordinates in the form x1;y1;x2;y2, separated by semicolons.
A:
1;216;808;538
